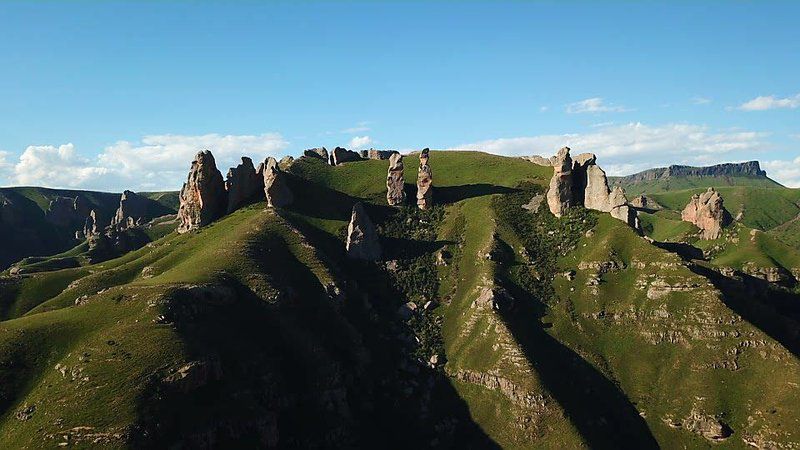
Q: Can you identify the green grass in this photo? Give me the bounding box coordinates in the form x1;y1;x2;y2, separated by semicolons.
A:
614;175;781;197
2;151;800;448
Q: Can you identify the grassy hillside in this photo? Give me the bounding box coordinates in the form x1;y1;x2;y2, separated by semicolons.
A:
1;151;799;448
647;186;800;231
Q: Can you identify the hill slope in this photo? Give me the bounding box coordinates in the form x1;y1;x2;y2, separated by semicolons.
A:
0;151;798;448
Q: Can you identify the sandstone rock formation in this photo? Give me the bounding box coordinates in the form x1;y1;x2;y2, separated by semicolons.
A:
177;150;227;233
545;147;574;217
225;157;262;213
681;187;727;240
303;147;328;161
345;202;382;260
330;147;362;166
83;210;99;238
416;148;433;210
366;149;397;160
545;147;640;230
278;155;295;169
386;152;406;206
261;157;293;208
111;190;149;230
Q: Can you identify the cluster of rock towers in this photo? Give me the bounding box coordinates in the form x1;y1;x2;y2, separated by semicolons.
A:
385;148;433;210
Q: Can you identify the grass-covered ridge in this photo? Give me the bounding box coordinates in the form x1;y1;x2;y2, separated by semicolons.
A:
1;150;799;448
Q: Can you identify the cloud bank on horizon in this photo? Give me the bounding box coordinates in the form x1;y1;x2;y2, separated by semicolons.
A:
1;114;798;191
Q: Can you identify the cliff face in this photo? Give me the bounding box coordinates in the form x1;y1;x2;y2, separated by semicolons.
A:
614;161;768;185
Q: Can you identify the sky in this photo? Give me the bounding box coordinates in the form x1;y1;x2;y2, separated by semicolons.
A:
0;1;798;191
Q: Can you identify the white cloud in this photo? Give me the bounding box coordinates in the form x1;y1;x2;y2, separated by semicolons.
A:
738;94;800;111
692;96;712;105
341;121;371;134
0;150;12;185
14;144;111;188
452;122;769;176
348;135;373;149
7;133;288;191
763;156;800;188
566;97;630;114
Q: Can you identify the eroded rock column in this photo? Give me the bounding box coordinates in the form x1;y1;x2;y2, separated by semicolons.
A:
177;150;227;233
386;152;406;206
416;148;433;210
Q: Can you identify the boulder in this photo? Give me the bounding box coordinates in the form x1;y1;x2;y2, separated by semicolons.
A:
261;157;293;208
111;190;149;230
386;152;406;206
367;149;397;160
346;202;382;260
177;150;227;233
416;148;433;210
225;157;263;213
681;187;728;240
546;147;574;217
303;147;328;161
330;147;362;165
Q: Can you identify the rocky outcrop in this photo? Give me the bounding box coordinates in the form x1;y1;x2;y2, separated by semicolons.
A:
681;188;727;240
177;150;227;234
546;147;574;217
225;157;263;213
416;148;433;210
261;157;293;208
545;147;640;230
365;149;397;160
110;190;149;230
83;210;99;238
630;195;661;210
330;147;362;166
386;153;406;206
278;156;294;169
303;147;329;161
345;202;381;260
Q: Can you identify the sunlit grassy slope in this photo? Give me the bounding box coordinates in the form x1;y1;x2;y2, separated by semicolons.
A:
1;151;798;448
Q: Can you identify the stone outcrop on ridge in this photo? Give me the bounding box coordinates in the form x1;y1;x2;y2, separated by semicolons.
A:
261;157;293;208
177;150;228;234
681;187;728;240
225;157;263;213
416;148;433;210
386;152;406;206
345;202;382;260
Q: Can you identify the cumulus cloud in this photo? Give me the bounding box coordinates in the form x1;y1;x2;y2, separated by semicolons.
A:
452;122;769;176
348;135;373;149
566;97;630;114
738;94;800;111
14;144;112;188
763;156;800;188
6;133;288;191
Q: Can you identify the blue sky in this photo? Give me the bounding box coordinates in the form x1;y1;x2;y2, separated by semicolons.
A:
0;1;798;191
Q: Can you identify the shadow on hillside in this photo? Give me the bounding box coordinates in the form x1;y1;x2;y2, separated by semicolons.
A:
435;184;519;204
650;240;704;260
382;236;452;260
688;263;800;358
132;213;499;448
284;173;363;221
493;238;658;448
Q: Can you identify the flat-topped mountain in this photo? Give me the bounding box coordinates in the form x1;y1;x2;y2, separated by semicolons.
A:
611;161;780;195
